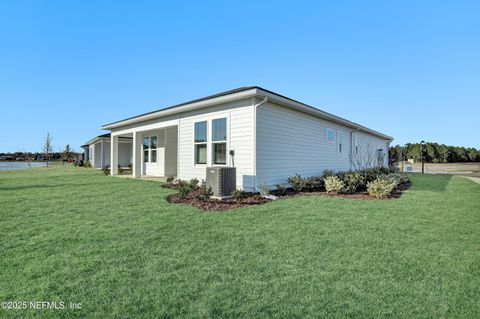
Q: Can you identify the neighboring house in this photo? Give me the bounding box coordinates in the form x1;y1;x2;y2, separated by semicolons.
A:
81;133;133;168
102;87;392;191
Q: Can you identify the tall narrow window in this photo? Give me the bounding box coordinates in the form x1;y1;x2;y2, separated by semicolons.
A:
377;149;384;164
143;137;149;163
212;118;227;165
150;136;157;163
338;132;343;154
194;121;207;164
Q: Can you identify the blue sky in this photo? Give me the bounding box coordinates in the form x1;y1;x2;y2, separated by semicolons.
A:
0;1;479;152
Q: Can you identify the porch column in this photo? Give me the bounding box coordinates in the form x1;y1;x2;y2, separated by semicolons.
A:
111;135;118;175
132;131;142;178
100;140;104;168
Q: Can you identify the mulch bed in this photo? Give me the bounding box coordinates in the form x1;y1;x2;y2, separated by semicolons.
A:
165;183;411;211
166;188;270;211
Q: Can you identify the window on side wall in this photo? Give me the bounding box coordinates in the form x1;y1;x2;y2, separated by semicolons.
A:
338;132;343;154
212;118;227;165
377;149;384;164
194;121;207;165
326;128;335;144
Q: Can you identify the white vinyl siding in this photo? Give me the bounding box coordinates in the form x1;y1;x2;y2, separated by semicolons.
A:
256;101;385;188
177;98;255;191
352;131;389;169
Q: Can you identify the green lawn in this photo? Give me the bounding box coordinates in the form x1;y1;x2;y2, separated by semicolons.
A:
1;166;479;318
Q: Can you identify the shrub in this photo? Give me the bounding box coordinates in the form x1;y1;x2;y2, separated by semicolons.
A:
102;165;110;176
378;173;409;189
189;178;199;189
197;180;213;201
357;168;383;183
275;184;288;196
178;181;193;198
341;172;365;193
73;161;78;167
83;161;92;168
389;173;410;185
287;174;305;192
304;176;325;192
259;186;270;196
118;165;124;175
324;176;344;194
166;176;175;184
322;169;336;178
367;178;397;198
231;189;248;202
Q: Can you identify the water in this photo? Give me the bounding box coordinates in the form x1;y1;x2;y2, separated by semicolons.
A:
0;161;48;170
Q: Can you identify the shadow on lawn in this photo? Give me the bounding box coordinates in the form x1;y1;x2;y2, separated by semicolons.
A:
410;173;452;192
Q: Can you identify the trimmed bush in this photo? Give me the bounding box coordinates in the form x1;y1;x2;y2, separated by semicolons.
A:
103;165;110;176
325;176;344;194
259;186;270;196
231;189;248;202
189;178;199;189
322;169;336;178
197;180;213;201
287;174;305;192
166;176;175;184
341;172;365;194
178;181;193;198
367;178;397;198
275;184;288;196
304;176;325;192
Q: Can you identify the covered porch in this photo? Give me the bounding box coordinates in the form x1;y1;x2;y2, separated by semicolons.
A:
110;125;178;178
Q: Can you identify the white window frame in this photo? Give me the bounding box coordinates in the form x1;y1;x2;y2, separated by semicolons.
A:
337;131;344;155
326;128;335;144
377;148;384;165
142;135;158;164
193;120;208;166
211;117;228;166
353;134;359;155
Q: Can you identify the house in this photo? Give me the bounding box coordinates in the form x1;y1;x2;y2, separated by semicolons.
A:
81;133;133;168
102;87;392;191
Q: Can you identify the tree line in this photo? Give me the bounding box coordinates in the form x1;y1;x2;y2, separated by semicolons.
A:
389;142;480;164
0;133;78;162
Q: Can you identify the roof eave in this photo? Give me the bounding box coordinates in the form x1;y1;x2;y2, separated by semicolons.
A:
258;89;393;141
102;88;259;130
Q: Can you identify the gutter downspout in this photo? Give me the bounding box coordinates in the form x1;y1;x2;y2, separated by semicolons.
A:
252;95;268;191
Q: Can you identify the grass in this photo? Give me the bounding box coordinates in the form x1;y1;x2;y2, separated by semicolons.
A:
0;166;479;318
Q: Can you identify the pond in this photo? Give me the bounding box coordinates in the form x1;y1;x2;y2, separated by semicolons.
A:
0;161;48;170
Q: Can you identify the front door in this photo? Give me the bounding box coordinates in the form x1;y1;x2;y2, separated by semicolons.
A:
142;132;164;176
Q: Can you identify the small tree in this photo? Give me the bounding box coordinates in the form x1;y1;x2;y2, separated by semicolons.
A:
43;133;53;167
353;143;379;170
64;144;73;162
